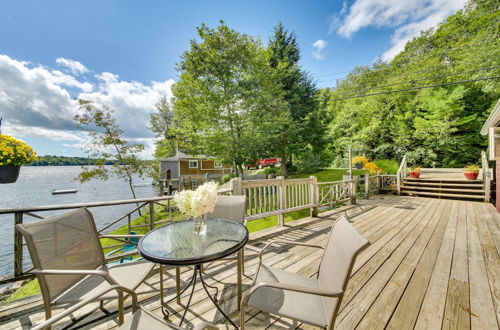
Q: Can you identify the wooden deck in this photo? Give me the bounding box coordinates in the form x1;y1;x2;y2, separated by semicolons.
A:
0;195;499;329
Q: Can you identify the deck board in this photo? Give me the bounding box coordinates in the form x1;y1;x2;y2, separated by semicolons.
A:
0;195;499;330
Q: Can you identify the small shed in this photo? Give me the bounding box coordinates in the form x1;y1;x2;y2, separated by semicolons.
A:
160;150;232;190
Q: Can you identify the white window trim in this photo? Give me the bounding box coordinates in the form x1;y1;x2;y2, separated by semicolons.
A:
188;160;199;168
214;160;222;168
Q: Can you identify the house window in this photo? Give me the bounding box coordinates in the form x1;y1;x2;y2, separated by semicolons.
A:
189;160;198;168
214;160;222;168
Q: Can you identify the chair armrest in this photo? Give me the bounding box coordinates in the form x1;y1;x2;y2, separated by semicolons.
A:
31;268;109;277
31;284;137;330
31;268;119;285
242;281;343;306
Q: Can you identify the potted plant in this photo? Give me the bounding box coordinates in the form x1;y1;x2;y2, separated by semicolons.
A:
0;134;38;184
463;164;479;180
353;155;368;169
408;166;421;178
174;181;219;235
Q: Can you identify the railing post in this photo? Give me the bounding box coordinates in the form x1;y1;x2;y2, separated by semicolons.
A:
14;212;23;277
277;176;285;226
309;176;318;217
230;177;242;195
397;171;401;195
348;146;353;180
127;214;131;233
364;173;370;199
351;180;357;205
482;151;491;203
149;201;155;230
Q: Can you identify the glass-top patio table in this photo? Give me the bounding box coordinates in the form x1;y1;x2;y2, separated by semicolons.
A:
138;218;249;329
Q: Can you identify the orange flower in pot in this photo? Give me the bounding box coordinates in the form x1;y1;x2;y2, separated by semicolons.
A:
463;164;479;180
408;166;421;179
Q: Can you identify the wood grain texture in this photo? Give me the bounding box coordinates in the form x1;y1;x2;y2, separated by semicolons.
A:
2;195;499;330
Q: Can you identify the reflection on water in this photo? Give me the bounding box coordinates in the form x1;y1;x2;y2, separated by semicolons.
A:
0;166;158;277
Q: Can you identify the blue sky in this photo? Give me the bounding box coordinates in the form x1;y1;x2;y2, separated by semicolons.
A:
0;0;467;158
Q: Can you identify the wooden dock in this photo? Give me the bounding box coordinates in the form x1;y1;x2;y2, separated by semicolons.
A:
0;195;498;329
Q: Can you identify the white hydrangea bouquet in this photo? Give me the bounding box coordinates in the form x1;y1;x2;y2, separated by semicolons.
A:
174;181;219;234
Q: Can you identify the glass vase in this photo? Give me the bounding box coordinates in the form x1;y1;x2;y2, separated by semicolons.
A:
194;214;207;235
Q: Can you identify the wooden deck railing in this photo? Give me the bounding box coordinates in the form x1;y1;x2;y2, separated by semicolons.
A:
482;150;491;202
396;154;407;195
0;189;233;286
0;174;390;286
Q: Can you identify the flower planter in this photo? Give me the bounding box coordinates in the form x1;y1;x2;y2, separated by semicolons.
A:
463;171;479;180
355;163;363;169
0;165;21;184
409;171;421;179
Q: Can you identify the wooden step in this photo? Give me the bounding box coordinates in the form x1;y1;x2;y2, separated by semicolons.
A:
401;190;485;200
402;181;484;188
401;186;485;194
404;178;483;183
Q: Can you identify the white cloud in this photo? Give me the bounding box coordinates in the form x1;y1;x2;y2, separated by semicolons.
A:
0;54;174;158
330;0;468;60
56;57;89;75
312;39;328;60
79;73;174;138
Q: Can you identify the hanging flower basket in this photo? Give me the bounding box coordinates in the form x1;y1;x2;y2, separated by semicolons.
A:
0;165;21;183
0;134;38;184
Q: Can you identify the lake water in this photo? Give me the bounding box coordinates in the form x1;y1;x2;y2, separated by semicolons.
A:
0;166;158;278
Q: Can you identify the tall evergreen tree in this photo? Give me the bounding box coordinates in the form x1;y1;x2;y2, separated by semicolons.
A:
267;23;327;175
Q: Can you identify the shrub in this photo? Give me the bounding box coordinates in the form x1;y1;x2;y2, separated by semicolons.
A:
220;173;237;184
263;166;281;175
296;150;323;173
352;155;369;165
374;159;399;174
363;162;384;175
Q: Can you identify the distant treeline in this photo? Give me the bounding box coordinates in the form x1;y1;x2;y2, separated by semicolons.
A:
30;155;115;166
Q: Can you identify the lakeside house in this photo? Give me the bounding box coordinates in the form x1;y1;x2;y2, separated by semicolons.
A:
160;149;232;190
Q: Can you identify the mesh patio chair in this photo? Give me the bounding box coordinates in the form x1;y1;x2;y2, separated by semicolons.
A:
16;207;156;328
205;195;247;273
240;216;369;330
31;284;218;330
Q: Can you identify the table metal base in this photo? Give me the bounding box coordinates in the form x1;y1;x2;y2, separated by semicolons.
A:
161;264;239;329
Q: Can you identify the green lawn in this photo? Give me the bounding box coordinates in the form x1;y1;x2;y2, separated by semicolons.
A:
7;167;367;302
291;168;367;182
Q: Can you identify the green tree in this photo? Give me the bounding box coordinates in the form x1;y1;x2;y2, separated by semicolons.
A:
172;21;280;175
324;0;499;167
266;23;327;175
74;100;146;203
149;96;176;159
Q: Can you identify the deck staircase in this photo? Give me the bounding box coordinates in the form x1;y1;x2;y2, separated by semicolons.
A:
396;152;491;202
401;176;485;200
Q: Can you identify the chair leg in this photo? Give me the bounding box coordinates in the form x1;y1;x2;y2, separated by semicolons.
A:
44;305;52;330
241;248;245;276
240;302;246;330
159;264;164;304
175;267;181;304
117;291;124;325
